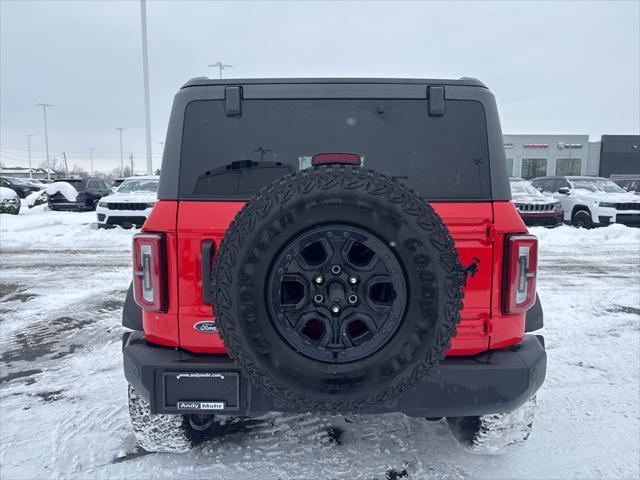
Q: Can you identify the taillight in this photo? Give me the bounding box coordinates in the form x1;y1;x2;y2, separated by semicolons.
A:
132;233;166;312
503;234;538;314
312;153;362;166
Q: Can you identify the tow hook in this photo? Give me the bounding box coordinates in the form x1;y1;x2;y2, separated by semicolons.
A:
188;414;216;431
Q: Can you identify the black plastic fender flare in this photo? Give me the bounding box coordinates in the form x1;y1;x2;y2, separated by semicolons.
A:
122;282;143;331
525;294;543;332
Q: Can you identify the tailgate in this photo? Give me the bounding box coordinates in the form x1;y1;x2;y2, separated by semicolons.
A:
176;201;494;355
433;203;493;355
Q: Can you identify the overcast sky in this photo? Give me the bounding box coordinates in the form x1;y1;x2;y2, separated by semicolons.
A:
1;0;639;173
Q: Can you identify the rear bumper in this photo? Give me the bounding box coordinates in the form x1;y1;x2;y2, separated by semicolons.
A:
48;201;94;211
123;331;546;418
598;213;640;227
48;201;81;211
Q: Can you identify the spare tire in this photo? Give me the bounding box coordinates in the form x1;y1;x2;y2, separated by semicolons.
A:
213;166;463;412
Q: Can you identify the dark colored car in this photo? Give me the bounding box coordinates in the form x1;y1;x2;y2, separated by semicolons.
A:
510;177;563;227
0;176;42;198
122;78;546;455
110;178;127;194
47;177;110;211
611;175;640;194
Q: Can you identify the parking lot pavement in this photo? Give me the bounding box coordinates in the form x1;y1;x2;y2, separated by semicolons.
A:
0;213;638;479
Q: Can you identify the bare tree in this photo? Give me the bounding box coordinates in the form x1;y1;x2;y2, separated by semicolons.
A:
68;164;89;178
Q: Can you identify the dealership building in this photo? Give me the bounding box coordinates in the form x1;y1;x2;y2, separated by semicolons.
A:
503;134;639;180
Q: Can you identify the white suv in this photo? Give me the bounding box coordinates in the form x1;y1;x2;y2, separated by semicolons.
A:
530;176;640;228
96;176;158;229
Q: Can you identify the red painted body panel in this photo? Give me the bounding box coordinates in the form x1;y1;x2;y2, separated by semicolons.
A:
488;202;529;349
431;203;493;355
175;202;243;353
138;200;530;356
140;201;180;347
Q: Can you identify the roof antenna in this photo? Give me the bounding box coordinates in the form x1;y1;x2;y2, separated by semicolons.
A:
254;147;272;162
208;62;233;79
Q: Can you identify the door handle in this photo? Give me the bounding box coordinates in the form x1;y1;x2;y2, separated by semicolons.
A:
201;240;216;304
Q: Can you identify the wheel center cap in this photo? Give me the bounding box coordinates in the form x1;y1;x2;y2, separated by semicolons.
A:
327;281;346;303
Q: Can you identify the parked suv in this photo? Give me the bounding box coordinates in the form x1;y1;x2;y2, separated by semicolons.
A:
0;176;42;198
96;175;158;228
109;177;127;194
531;176;640;228
510;177;563;227
611;175;640;195
122;78;546;454
47;177;110;211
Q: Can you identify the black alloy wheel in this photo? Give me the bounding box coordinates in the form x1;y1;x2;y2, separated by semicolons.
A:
268;225;407;363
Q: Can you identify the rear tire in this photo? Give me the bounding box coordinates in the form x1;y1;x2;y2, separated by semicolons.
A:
571;210;594;229
446;396;536;455
128;386;198;453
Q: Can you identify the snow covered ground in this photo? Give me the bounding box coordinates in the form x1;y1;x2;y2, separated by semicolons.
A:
1;208;639;480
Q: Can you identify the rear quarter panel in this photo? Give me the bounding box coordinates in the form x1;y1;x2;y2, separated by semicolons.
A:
140;201;181;347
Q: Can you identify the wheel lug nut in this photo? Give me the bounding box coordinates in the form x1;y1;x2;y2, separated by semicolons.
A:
314;294;324;304
331;265;341;275
331;305;341;314
314;274;324;285
348;275;358;285
348;294;358;304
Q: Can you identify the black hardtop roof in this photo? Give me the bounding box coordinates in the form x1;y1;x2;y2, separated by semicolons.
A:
182;77;487;89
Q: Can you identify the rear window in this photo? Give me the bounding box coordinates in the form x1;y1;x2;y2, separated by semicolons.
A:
179;99;491;200
118;178;159;193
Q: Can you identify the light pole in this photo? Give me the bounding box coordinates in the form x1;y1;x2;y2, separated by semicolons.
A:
140;0;153;175
26;134;34;179
116;128;126;177
157;141;164;173
36;103;52;179
89;147;94;176
208;62;233;79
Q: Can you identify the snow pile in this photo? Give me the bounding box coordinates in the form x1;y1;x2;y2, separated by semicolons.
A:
0;186;18;200
0;206;134;249
25;189;48;207
530;224;640;248
45;181;78;201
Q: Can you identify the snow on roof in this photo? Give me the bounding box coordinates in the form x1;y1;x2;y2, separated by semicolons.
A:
0;166;57;174
45;181;78;201
0;186;18;200
121;175;159;180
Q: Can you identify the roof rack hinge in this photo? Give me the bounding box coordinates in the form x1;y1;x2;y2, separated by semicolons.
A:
225;86;242;116
428;86;445;116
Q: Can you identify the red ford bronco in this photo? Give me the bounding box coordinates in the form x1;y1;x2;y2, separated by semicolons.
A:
122;78;546;454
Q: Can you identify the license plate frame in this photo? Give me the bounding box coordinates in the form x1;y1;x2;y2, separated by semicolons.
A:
162;371;240;412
